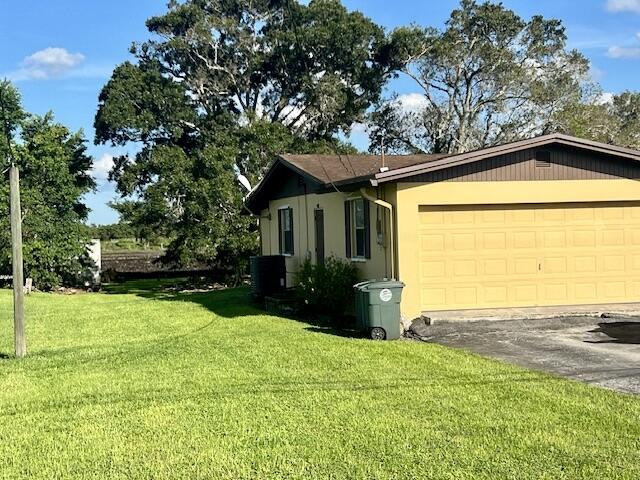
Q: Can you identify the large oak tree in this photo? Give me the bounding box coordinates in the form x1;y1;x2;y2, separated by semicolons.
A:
95;0;397;270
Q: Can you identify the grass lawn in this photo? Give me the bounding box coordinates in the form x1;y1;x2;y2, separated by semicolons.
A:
0;281;638;479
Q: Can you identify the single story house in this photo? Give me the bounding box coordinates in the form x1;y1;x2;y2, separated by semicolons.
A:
245;133;640;320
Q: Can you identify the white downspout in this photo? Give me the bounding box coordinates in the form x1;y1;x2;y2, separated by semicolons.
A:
359;188;396;280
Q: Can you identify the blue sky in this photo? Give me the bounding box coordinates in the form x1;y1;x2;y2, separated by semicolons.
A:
1;0;639;224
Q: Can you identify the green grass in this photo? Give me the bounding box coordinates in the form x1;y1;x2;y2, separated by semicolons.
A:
0;281;638;479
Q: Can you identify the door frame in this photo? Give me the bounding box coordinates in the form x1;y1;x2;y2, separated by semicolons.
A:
314;208;325;266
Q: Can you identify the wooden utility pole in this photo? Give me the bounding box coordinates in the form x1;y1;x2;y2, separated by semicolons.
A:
10;163;25;357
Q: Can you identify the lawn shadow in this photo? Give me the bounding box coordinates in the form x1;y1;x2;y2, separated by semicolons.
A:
586;321;640;345
305;326;367;339
102;279;365;337
102;278;262;319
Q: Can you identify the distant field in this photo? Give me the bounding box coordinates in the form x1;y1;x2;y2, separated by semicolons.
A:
0;281;638;479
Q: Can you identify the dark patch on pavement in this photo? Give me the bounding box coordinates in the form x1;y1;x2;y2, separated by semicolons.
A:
587;322;640;344
408;316;640;395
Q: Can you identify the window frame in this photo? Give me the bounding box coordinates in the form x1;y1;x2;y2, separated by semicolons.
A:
345;197;370;260
278;206;294;256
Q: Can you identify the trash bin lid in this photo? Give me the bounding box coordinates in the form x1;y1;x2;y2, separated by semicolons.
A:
353;280;377;291
360;279;405;290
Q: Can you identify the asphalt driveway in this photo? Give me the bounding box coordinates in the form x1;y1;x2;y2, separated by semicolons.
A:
408;316;640;395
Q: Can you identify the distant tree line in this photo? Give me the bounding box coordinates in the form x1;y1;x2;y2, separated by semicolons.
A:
88;222;136;241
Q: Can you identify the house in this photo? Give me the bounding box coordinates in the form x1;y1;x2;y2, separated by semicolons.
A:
245;134;640;320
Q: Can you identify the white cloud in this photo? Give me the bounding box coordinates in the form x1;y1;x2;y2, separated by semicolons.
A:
395;93;428;113
350;122;368;135
607;45;640;58
91;153;114;182
637;31;640;40
596;91;615;104
6;47;86;81
606;0;640;13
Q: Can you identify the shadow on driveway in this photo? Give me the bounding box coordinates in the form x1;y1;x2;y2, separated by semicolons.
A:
587;322;640;344
408;316;640;394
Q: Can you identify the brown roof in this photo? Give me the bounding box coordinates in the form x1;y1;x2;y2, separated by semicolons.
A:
280;153;449;186
244;152;448;213
372;133;640;184
246;133;640;213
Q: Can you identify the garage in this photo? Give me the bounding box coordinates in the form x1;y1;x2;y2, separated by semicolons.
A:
252;133;640;319
418;202;640;311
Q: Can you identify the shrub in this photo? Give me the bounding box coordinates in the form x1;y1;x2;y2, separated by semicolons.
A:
296;256;358;322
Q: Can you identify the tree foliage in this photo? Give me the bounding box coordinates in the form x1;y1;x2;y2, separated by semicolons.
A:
95;0;394;269
369;0;590;154
552;91;640;149
0;81;95;289
88;222;137;241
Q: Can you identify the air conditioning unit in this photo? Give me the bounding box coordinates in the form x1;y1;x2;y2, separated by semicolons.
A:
250;255;286;301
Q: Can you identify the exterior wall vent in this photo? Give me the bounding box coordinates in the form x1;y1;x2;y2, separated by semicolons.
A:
535;150;551;168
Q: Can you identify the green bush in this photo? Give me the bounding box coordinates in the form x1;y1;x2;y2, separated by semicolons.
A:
296;256;358;322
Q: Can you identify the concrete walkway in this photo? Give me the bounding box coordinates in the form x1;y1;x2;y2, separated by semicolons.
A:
409;316;640;395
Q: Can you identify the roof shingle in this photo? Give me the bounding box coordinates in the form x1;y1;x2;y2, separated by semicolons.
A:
280;153;449;185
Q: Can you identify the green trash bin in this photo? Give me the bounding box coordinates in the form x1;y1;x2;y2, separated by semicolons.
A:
354;280;405;340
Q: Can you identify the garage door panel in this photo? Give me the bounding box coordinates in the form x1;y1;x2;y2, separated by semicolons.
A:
419;202;640;311
484;259;507;275
602;230;625;246
572;230;596;247
452;233;475;250
421;288;446;307
515;258;538;274
601;281;627;299
485;286;508;303
575;256;597;273
514;231;536;248
482;232;507;249
544;283;568;301
420;234;445;251
567;208;595;221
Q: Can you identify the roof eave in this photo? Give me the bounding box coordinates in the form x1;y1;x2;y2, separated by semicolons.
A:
244;155;329;214
243;156;283;214
373;134;640;184
325;174;377;190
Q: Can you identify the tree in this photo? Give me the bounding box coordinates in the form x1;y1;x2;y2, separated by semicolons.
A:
95;0;395;271
0;80;25;157
552;90;640;150
613;91;640;149
369;0;590;154
0;81;95;289
88;222;137;241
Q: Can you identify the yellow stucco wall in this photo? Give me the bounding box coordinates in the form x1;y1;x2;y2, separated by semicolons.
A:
395;179;640;320
259;187;396;287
